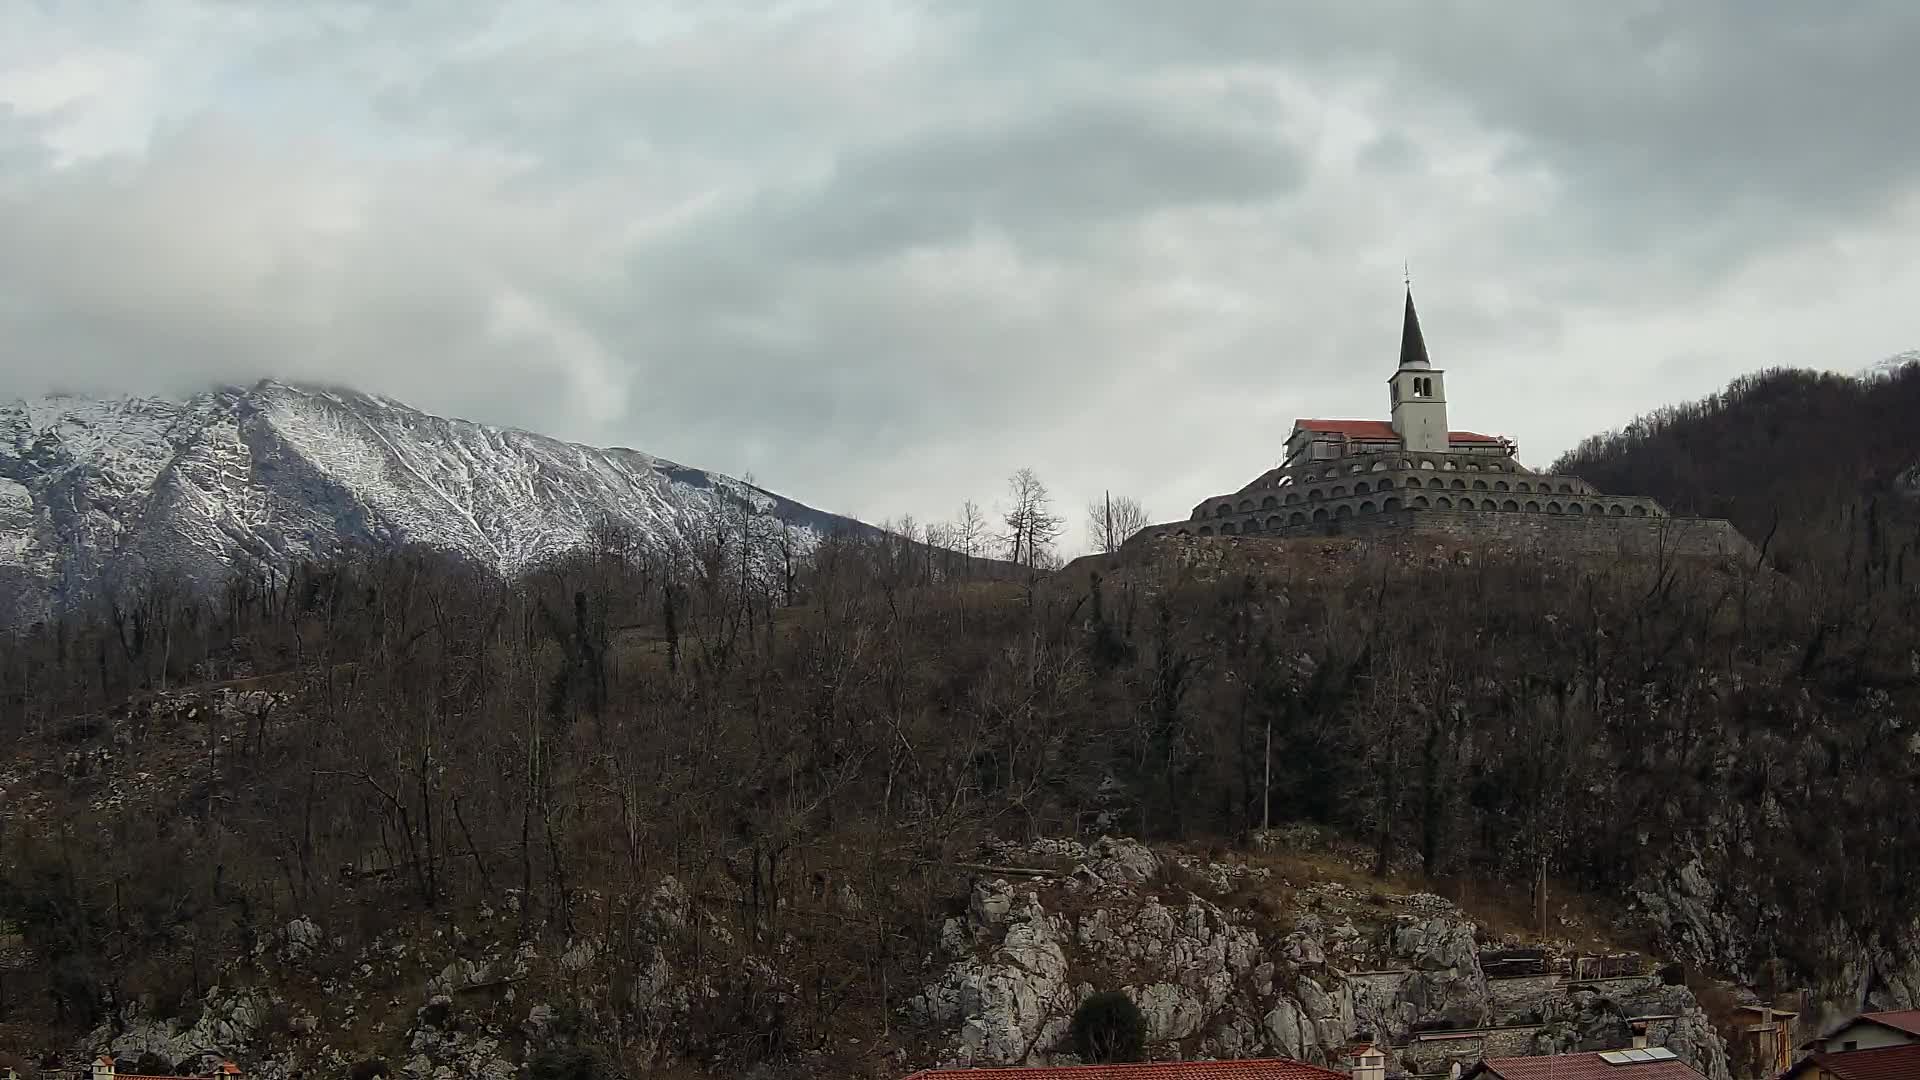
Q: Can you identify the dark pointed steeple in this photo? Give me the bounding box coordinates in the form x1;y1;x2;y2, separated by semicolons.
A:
1399;286;1431;370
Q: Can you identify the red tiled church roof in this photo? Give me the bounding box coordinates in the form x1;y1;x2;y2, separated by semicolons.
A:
1467;1052;1702;1080
1291;419;1505;445
901;1060;1347;1080
1790;1043;1920;1080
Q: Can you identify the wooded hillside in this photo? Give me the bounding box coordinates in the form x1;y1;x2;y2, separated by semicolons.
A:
2;365;1918;1076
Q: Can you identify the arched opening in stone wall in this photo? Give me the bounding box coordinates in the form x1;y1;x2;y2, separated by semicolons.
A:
1331;486;1347;497
1443;460;1458;471
1378;477;1395;489
1631;505;1648;517
1199;526;1214;536
1371;460;1389;472
1412;496;1430;508
1360;501;1377;514
1588;504;1605;515
1242;519;1261;534
1559;483;1574;493
1335;504;1354;518
1217;503;1233;517
1222;522;1238;534
1567;502;1583;514
1473;479;1489;491
1501;499;1519;511
1268;515;1284;530
1284;493;1300;505
1451;478;1467;490
1312;508;1329;522
1419;460;1436;470
1289;512;1307;526
1609;504;1626;516
1515;481;1530;493
1355;481;1371;495
1308;489;1324;501
1239;499;1254;511
1458;500;1475;511
1481;499;1498;511
1496;480;1510;492
1547;502;1563;514
1349;463;1365;475
1436;496;1454;509
1384;497;1402;511
1525;501;1541;512
1262;495;1278;509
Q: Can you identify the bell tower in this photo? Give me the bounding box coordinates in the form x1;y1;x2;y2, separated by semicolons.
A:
1388;286;1449;453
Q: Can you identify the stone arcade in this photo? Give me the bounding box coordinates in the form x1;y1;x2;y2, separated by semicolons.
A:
1132;289;1752;559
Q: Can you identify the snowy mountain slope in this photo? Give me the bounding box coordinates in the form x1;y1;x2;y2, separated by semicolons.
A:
0;380;874;623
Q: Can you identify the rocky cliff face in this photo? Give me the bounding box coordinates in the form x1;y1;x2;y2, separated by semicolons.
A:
0;381;870;624
54;836;1736;1080
907;839;1731;1079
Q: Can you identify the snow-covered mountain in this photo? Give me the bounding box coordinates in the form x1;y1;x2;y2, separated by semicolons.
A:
0;380;873;623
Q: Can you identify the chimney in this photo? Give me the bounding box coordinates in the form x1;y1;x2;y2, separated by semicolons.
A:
93;1057;116;1080
1630;1021;1649;1050
1349;1036;1387;1080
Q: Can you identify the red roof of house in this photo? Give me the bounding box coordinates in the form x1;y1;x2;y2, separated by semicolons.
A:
1468;1052;1702;1080
1858;1009;1920;1036
1290;419;1505;445
901;1060;1346;1080
1790;1043;1920;1080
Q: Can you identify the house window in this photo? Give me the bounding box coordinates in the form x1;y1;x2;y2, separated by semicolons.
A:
1843;1042;1858;1052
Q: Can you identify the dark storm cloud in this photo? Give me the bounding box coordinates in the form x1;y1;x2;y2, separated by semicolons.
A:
1;2;1918;540
981;1;1920;282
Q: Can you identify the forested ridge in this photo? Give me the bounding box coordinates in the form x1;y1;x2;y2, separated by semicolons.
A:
2;364;1919;1077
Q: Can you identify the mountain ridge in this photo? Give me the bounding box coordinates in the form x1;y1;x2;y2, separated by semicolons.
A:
0;378;874;623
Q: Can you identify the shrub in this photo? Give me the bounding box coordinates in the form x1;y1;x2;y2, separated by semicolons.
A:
1071;990;1146;1064
527;1046;603;1080
350;1059;391;1080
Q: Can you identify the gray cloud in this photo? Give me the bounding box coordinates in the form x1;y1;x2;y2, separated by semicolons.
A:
1;2;1918;542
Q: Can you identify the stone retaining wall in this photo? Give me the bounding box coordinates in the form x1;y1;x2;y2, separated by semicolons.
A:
1134;508;1756;563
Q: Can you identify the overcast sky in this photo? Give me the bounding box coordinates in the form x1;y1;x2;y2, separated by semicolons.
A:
4;2;1919;543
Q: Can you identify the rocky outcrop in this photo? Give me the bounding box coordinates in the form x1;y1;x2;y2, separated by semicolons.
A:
909;838;1732;1080
1635;840;1920;1039
60;838;1739;1080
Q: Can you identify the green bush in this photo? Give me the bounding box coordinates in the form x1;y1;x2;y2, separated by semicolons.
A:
1071;990;1146;1064
350;1059;391;1080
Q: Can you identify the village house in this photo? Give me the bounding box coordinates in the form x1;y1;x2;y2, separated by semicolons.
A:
1803;1009;1920;1054
1775;1008;1920;1080
1461;1047;1703;1080
88;1057;241;1080
1777;1043;1920;1080
899;1055;1353;1080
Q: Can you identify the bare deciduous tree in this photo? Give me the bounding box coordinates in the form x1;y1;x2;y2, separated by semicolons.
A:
1001;468;1063;572
1086;492;1150;554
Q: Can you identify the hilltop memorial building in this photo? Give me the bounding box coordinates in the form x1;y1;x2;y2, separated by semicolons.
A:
1131;290;1751;559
